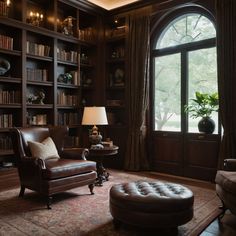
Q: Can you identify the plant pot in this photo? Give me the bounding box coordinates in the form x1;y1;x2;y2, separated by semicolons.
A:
198;117;215;134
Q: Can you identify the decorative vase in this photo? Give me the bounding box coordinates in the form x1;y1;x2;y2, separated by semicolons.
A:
89;133;102;145
198;117;215;134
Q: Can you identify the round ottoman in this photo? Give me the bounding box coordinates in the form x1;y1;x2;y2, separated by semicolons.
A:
109;181;194;229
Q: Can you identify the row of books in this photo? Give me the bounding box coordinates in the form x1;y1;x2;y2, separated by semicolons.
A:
27;68;48;82
0;2;9;17
28;114;47;125
58;112;79;125
26;41;51;57
70;71;80;86
111;46;125;59
0;34;13;50
0;136;12;150
57;91;78;106
0;114;13;128
78;27;96;42
57;48;78;63
0;90;21;104
65;136;80;148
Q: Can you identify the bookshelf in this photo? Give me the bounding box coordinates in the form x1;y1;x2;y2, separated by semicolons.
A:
103;15;128;169
105;16;127;127
0;0;101;165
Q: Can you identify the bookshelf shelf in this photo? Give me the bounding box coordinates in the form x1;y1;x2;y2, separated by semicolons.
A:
26;54;53;62
0;104;21;108
0;77;21;83
27;80;53;86
57;60;78;66
26;104;53;109
0;48;21;56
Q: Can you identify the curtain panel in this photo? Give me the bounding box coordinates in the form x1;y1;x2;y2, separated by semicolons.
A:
124;9;150;171
216;0;236;168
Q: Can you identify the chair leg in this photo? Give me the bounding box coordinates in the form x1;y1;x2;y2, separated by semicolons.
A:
89;183;95;195
218;199;227;219
47;196;52;210
19;186;25;198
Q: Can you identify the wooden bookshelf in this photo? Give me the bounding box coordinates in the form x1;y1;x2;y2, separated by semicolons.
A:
0;0;101;166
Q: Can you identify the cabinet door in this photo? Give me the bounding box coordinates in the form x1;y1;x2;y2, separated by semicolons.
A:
152;132;184;176
184;133;220;181
151;132;220;181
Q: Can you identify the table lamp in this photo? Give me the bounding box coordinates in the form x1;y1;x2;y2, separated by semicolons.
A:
82;106;108;146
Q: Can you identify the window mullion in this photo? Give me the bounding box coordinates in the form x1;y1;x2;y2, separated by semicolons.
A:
181;50;188;133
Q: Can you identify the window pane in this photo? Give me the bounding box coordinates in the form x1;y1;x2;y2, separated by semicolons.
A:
154;54;181;131
156;13;216;49
188;47;218;133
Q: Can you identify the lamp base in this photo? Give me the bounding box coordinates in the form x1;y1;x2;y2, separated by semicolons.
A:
89;125;102;145
90;144;104;149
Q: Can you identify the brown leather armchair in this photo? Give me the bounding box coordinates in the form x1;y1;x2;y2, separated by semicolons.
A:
11;126;97;209
215;159;236;216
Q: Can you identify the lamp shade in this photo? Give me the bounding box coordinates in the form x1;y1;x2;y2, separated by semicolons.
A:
82;106;108;125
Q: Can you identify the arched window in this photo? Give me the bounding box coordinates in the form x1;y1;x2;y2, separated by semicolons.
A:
152;11;217;133
156;13;216;49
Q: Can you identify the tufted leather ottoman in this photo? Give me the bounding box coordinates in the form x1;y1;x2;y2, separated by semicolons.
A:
109;181;194;230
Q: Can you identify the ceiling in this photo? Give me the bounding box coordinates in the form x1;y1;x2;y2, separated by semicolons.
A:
87;0;140;10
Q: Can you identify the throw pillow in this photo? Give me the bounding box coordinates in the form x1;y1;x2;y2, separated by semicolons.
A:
28;137;60;160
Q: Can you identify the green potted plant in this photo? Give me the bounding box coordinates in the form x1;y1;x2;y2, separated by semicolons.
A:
184;91;219;134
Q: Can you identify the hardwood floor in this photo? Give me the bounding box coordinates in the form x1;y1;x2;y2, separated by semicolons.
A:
200;211;236;236
0;167;236;235
0;167;20;191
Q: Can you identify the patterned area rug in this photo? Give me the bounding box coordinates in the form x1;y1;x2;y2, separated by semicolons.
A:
0;170;222;236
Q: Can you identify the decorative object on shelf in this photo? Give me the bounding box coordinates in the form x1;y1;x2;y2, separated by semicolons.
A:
82;106;108;146
0;0;10;17
57;72;72;84
0;57;10;75
27;113;47;125
110;68;125;87
81;53;89;64
184;91;219;134
27;90;45;105
62;16;74;36
81;98;86;106
27;11;44;27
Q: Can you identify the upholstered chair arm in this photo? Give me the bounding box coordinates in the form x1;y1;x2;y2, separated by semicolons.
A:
21;156;46;170
224;159;236;171
61;148;89;160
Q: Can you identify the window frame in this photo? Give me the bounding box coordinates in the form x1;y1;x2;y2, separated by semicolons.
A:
150;7;217;133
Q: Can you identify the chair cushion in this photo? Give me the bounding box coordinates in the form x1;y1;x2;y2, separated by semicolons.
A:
215;170;236;194
28;137;59;160
42;159;97;179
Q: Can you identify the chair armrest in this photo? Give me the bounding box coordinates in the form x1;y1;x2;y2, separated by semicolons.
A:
224;159;236;171
21;156;46;170
61;148;89;160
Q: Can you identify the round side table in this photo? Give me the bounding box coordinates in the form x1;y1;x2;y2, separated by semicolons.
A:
89;145;119;186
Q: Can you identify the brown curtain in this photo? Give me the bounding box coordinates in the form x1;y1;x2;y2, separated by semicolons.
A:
124;9;150;171
217;0;236;168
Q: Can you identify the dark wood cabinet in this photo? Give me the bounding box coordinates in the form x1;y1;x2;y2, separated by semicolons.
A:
151;132;220;181
184;133;220;181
